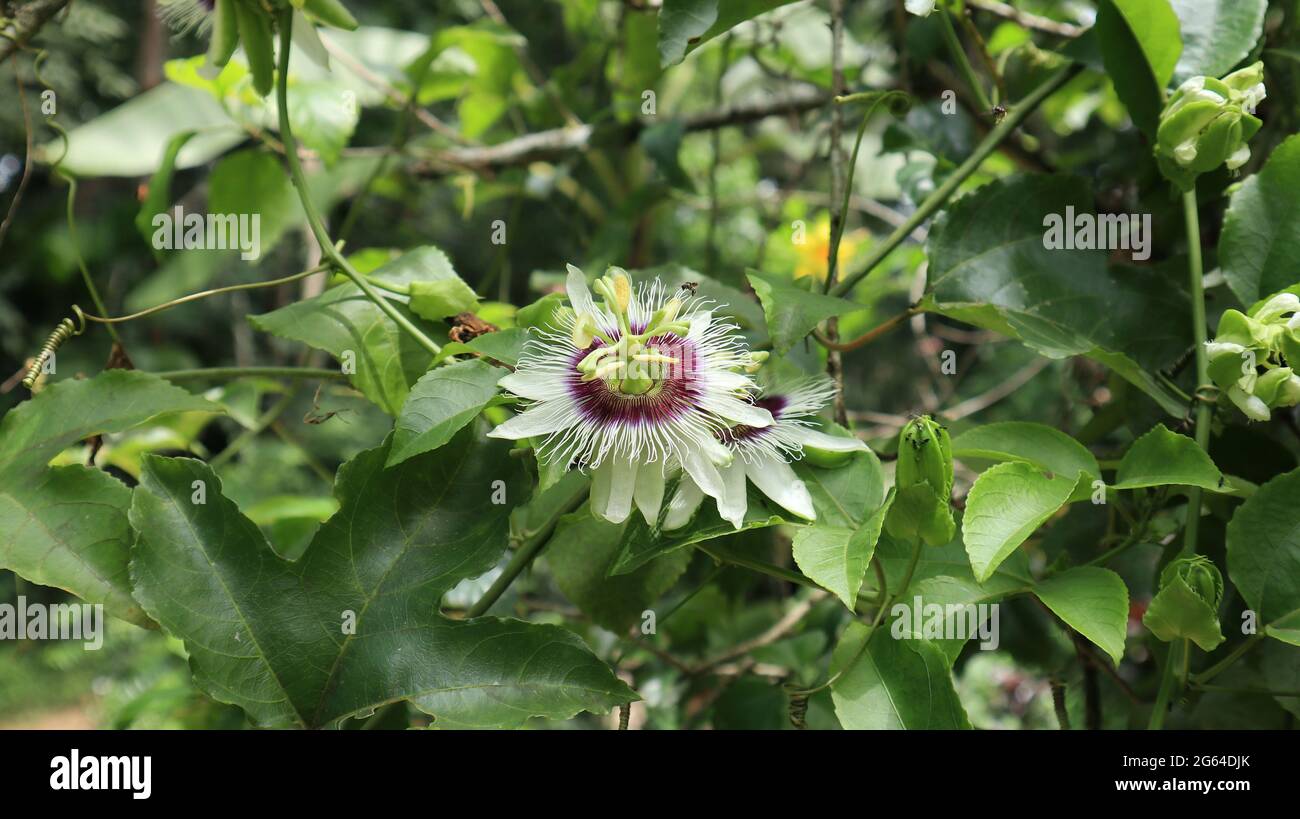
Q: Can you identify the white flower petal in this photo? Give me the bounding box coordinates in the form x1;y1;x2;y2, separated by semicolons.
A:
682;448;726;500
499;370;565;401
716;460;748;529
744;457;816;520
633;462;666;525
702;395;773;428
487;402;573;440
591;458;637;524
566;264;597;318
663;476;704;530
791;427;869;453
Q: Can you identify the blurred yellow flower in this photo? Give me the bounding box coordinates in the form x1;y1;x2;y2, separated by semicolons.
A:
793;213;868;282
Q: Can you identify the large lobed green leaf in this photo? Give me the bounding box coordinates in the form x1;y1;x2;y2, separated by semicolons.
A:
128;427;636;728
924;175;1187;416
0;371;219;626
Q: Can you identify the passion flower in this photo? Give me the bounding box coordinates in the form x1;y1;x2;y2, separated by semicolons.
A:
662;377;869;530
490;266;775;525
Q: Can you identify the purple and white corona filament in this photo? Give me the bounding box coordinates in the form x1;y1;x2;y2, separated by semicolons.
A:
489;265;775;525
662;377;869;529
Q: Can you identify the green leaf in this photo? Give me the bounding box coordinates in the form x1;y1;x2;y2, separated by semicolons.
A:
1220;135;1300;305
286;81;360;166
1143;575;1225;651
250;248;456;415
0;371;219;626
962;462;1079;583
388;359;503;467
1226;468;1300;638
546;508;691;633
135;130;196;250
902;575;1008;664
1168;0;1267;84
1113;424;1224;491
639;121;694;191
207;149;302;259
796;448;887;529
43;82;244;177
746;270;866;355
408;278;480;321
251;285;436;415
611;488;785;576
433;327;528;367
925;175;1188;416
791;489;893;610
951;421;1100;482
829;621;971;729
872;529;1035;598
129;429;635;728
1033;567;1130;666
658;0;799;67
1095;0;1182;137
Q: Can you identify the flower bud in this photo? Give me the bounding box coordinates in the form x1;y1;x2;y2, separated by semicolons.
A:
1162;556;1224;609
1155;63;1265;191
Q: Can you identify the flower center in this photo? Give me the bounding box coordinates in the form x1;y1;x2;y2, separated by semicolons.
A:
568;334;700;425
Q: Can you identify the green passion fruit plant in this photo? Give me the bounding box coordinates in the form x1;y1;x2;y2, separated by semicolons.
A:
2;0;1300;731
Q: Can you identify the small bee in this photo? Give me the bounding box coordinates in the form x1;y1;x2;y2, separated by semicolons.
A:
679;281;699;296
992;105;1007;124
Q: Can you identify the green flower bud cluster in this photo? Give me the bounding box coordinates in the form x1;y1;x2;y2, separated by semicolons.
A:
201;0;357;97
1142;556;1225;651
1206;290;1300;421
884;416;956;547
1155;63;1265;192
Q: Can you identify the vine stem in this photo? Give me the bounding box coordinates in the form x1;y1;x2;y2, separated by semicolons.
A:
939;0;993;113
830;63;1081;297
62;173;121;345
465;490;588;618
78;263;329;324
1182;187;1210;556
153;366;345;382
274;13;441;357
1148;639;1185;730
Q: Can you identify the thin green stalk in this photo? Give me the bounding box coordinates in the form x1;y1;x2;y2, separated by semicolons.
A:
697;543;820;590
153;366;345;382
1192;633;1265;685
1148;639;1183;730
274;13;441;357
830;63;1080;297
824;91;911;295
210;390;298;469
79;264;329;325
61;173;120;345
1182;188;1210;556
465;490;588;618
938;0;993;114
